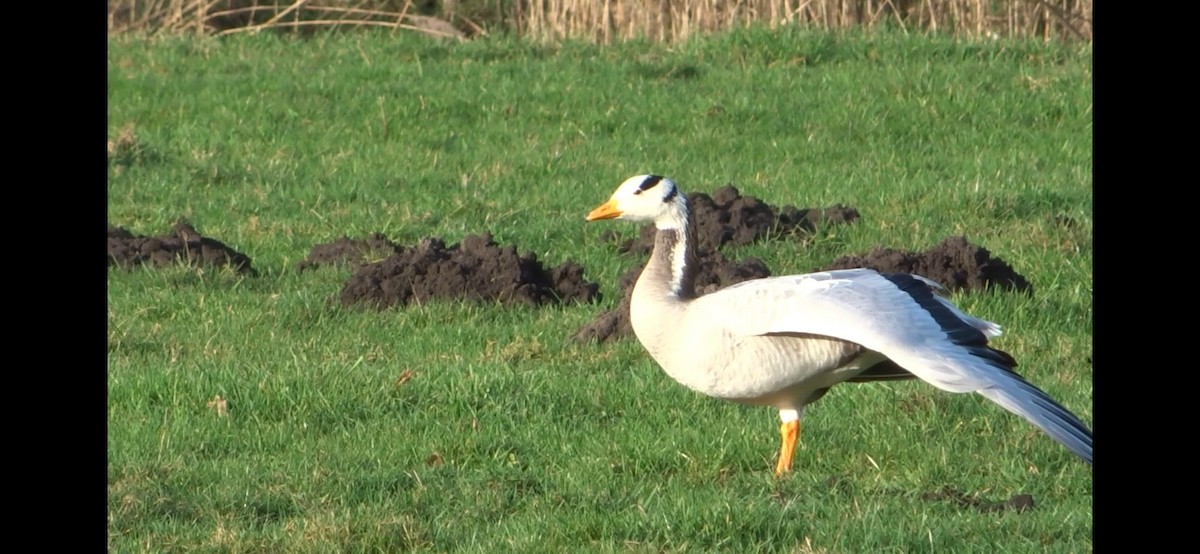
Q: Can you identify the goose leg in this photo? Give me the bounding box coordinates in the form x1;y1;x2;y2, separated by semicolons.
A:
775;408;803;475
775;420;801;474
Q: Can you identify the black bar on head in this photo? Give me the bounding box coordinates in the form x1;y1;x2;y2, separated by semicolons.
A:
638;175;664;191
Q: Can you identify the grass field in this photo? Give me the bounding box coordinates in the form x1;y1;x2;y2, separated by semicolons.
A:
108;28;1092;552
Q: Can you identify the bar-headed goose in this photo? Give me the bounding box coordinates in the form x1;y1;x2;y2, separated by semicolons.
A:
585;175;1092;474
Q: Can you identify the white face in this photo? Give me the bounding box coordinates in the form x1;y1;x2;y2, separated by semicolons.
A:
585;175;680;223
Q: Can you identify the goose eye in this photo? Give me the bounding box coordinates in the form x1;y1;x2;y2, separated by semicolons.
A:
633;190;642;195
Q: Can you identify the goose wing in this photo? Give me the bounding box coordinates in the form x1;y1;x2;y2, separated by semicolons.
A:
693;268;1093;463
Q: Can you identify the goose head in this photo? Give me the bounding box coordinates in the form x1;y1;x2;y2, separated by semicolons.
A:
585;174;687;230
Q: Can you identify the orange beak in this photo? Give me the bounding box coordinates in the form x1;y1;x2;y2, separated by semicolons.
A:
585;199;622;221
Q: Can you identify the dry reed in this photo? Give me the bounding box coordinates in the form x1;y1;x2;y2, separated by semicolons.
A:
107;0;1092;42
108;0;469;40
516;0;1091;43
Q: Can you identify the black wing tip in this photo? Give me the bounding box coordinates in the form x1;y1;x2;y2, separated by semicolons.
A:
879;273;991;347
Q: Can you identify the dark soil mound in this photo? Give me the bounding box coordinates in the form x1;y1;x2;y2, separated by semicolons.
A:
338;232;600;309
820;236;1033;295
296;233;401;271
107;222;256;275
613;184;860;256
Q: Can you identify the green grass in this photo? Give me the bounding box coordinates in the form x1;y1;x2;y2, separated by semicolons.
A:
108;27;1092;552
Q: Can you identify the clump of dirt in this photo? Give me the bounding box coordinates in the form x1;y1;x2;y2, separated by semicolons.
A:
572;252;772;343
107;221;256;275
613;185;861;256
921;486;1035;513
296;233;401;271
338;232;599;309
820;236;1033;295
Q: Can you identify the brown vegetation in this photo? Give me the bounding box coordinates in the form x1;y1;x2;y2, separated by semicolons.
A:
518;0;1090;43
108;0;1091;42
107;1;472;39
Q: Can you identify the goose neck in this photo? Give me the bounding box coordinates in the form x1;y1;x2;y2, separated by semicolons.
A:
645;200;698;300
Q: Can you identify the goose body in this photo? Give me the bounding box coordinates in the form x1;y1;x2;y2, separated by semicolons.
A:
586;175;1092;473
